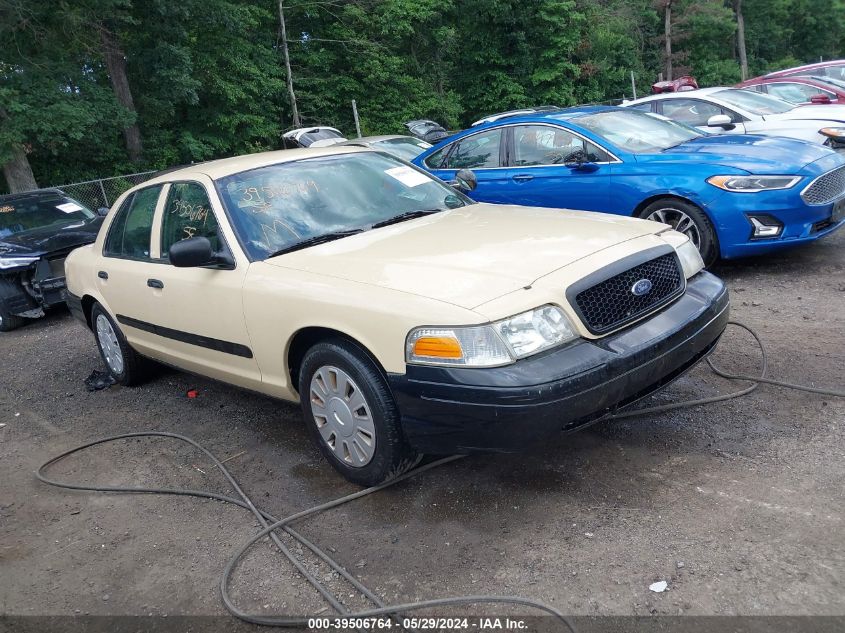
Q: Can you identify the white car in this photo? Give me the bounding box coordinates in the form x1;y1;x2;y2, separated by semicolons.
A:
623;87;845;148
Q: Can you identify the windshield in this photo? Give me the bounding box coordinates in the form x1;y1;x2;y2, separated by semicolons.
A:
809;75;845;90
216;151;471;260
372;137;432;161
0;194;95;238
576;109;701;153
714;88;795;114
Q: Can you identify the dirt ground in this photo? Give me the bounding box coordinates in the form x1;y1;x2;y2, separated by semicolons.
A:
1;231;843;631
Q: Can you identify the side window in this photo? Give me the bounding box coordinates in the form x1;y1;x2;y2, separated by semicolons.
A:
445;129;502;169
103;185;162;259
770;82;833;102
629;102;654;112
161;182;220;258
424;144;452;169
512;125;611;166
661;99;724;126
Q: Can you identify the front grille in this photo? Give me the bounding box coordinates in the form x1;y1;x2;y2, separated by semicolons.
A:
802;165;845;205
573;253;684;334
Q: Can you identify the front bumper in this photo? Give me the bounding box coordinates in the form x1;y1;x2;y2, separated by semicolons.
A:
388;271;729;454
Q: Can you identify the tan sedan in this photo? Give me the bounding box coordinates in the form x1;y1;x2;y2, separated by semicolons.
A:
64;147;728;485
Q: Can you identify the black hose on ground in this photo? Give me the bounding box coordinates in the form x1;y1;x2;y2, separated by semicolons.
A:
35;321;844;630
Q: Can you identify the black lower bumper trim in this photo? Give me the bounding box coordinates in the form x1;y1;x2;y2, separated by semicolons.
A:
388;271;729;454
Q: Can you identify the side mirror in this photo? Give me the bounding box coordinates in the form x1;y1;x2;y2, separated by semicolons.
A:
811;94;832;104
97;207;110;217
563;149;599;171
451;168;477;192
169;236;215;268
706;114;735;130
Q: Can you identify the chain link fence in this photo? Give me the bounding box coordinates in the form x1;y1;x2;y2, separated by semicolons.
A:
49;171;157;211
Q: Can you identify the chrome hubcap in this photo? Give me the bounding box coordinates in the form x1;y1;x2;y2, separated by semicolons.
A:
96;314;124;375
646;207;702;251
309;365;375;467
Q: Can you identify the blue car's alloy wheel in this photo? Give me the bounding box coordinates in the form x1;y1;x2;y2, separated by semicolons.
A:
640;198;718;266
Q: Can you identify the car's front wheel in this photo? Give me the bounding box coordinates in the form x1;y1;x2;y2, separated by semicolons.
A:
91;303;149;386
0;301;24;332
299;339;420;486
639;198;719;266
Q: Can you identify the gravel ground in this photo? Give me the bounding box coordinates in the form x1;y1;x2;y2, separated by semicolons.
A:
1;231;843;630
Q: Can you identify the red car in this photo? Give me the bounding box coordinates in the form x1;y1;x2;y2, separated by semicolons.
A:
738;75;845;106
756;60;845;82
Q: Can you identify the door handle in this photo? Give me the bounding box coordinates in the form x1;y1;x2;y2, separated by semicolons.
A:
147;279;164;289
97;271;108;280
512;174;534;182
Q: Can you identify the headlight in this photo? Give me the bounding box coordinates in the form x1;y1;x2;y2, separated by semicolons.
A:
0;256;38;270
707;175;800;192
406;305;578;367
675;238;704;277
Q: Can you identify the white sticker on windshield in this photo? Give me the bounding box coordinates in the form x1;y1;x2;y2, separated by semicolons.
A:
56;202;83;213
385;166;430;188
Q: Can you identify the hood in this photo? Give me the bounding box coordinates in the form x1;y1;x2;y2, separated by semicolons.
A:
0;217;102;258
766;104;845;123
264;204;666;309
648;133;837;173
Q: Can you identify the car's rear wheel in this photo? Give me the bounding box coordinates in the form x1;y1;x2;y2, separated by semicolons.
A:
639;198;719;266
299;339;420;486
91;303;149;386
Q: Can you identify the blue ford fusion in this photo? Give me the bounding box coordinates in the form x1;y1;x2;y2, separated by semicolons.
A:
412;106;845;264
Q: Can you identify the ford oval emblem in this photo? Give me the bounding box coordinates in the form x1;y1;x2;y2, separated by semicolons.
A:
631;279;653;296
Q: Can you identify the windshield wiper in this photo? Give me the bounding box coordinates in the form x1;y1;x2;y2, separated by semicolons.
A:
266;228;366;258
370;209;443;229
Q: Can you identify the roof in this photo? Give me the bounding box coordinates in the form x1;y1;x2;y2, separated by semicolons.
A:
341;135;419;145
764;60;845;78
625;87;728;104
139;146;374;184
282;126;342;140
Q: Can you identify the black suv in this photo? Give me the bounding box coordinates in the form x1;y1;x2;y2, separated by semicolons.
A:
0;189;105;331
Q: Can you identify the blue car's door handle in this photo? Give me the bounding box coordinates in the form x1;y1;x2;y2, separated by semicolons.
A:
512;174;534;182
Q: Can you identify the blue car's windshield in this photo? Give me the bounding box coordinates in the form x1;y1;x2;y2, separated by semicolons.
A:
575;109;702;153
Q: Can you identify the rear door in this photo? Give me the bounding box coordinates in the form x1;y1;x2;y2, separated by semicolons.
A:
498;124;613;212
422;127;511;203
95;184;167;354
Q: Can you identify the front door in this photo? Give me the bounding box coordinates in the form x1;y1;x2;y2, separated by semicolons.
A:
424;127;512;203
123;179;261;390
499;124;613;212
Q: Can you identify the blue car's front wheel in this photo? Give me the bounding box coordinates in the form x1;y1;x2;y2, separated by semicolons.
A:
639;198;719;266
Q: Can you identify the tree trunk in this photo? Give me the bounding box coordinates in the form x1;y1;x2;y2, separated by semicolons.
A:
2;145;38;193
664;1;673;81
100;25;143;163
735;0;748;81
278;0;301;128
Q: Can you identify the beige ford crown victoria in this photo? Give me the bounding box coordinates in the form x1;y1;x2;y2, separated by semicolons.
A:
65;147;729;485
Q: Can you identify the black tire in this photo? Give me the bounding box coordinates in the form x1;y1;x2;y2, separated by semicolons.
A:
638;198;719;267
90;302;150;386
0;299;24;332
298;339;420;486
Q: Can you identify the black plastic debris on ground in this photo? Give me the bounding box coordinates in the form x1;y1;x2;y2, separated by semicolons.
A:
84;370;116;392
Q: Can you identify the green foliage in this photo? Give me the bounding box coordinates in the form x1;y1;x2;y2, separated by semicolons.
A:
1;0;843;191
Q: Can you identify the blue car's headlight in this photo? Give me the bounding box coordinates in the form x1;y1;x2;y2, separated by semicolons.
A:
707;175;800;192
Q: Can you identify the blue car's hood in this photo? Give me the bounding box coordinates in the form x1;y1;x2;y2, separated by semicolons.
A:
644;134;841;174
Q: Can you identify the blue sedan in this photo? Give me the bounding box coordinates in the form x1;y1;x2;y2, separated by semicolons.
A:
412;106;845;264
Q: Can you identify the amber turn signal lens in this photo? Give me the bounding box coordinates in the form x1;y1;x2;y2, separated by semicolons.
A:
412;336;463;358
